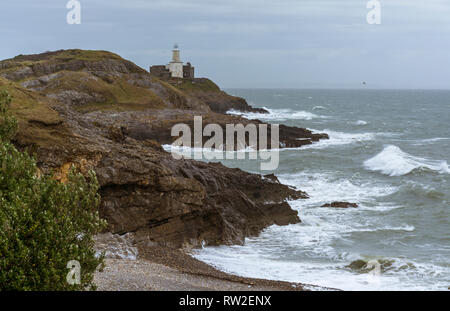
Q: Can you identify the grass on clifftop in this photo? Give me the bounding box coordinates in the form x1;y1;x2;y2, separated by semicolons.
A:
3;49;124;66
0;49;141;81
0;78;61;125
0;49;213;114
0;77;73;149
41;71;166;113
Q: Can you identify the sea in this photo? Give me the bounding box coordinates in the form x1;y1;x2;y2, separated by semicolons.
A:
177;89;450;291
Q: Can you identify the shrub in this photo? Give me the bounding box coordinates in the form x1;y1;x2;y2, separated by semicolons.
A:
0;91;17;141
0;91;106;290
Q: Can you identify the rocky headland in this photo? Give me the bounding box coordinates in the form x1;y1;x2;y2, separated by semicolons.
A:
0;49;329;290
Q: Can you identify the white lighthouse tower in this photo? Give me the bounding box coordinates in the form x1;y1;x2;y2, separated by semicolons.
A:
167;44;183;78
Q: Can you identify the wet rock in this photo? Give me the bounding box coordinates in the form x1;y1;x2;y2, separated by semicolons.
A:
346;259;395;273
189;89;269;114
346;259;367;271
264;173;280;183
321;202;358;208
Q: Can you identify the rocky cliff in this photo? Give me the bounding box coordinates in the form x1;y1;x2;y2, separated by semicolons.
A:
165;77;269;114
0;49;325;249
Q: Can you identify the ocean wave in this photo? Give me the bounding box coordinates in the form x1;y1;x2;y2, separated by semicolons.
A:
346;224;415;233
344;257;432;276
364;145;450;176
354;120;368;126
345;256;449;285
299;129;382;150
278;171;397;207
193;240;449;290
358;204;404;212
419;137;450;143
312;105;328;111
390;181;446;200
162;144;257;156
163;128;384;154
194;170;449;290
227;107;321;121
412;137;450;146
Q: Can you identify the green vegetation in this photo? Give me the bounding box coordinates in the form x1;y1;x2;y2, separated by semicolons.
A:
40;71;166;113
0;49;143;85
0;49;210;114
0;77;71;150
1;50;124;72
0;78;61;125
0;92;17;141
47;49;124;62
0;91;106;291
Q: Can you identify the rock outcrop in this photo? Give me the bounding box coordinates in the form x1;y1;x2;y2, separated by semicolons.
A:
0;49;325;249
164;77;269;114
321;202;358;208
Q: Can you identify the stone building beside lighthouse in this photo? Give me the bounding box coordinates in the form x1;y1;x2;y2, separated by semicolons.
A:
150;45;195;79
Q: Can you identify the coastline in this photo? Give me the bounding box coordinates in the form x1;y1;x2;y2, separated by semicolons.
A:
1;50;331;291
2;0;448;293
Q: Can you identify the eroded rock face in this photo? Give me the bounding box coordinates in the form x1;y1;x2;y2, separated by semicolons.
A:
187;89;269;114
91;136;306;248
1;49;320;249
29;127;305;248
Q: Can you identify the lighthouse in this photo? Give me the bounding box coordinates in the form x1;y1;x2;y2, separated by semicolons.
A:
167;44;183;78
150;44;195;79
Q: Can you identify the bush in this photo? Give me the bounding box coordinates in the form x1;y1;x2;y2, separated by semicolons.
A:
0;91;106;290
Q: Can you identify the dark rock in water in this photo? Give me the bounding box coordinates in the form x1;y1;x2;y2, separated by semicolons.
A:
346;259;395;273
321;202;358;208
346;259;367;271
0;49;325;249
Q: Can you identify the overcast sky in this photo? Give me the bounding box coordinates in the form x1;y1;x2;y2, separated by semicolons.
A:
1;0;449;89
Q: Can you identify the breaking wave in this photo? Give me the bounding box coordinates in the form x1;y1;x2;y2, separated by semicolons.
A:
312;105;328;111
297;129;390;150
386;181;446;201
412;137;450;146
354;120;368;126
227;107;321;121
364;145;450;176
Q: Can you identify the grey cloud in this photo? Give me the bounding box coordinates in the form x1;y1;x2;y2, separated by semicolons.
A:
0;0;449;89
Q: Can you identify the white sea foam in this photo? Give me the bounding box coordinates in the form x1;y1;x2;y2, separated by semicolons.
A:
278;171;399;222
163;128;384;155
296;129;381;150
312;105;327;111
412;137;450;146
393;181;445;200
193;239;448;291
354;120;368;126
193;170;449;290
364;145;450;176
274;172;402;260
227;107;321;121
419;137;449;143
162;144;258;154
346;224;415;233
